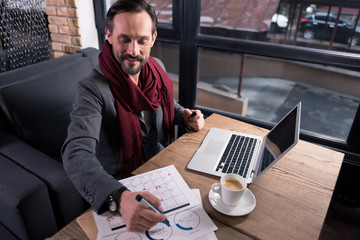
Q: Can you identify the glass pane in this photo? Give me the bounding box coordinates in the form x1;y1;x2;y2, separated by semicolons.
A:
151;42;180;100
197;47;360;140
104;0;173;25
104;0;112;12
200;0;360;53
149;0;173;24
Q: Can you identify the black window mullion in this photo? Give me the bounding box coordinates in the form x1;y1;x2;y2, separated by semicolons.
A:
93;0;106;49
178;0;200;108
347;104;360;154
156;0;182;41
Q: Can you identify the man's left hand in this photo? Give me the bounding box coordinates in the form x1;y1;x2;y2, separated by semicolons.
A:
183;109;205;131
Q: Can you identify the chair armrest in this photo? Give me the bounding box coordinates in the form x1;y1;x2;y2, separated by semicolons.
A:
0;130;68;186
0;155;58;239
0;131;88;228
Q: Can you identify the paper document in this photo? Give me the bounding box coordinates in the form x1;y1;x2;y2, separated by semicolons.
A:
121;164;199;214
93;165;218;239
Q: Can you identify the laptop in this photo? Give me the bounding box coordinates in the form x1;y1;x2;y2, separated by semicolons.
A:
187;102;301;184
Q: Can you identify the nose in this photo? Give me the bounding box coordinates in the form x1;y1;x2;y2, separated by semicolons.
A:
127;41;139;56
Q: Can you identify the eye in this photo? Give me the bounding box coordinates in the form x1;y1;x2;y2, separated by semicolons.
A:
138;38;148;45
121;38;131;43
119;36;131;43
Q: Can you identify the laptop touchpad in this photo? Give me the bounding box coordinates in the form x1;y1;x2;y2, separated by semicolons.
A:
202;139;225;156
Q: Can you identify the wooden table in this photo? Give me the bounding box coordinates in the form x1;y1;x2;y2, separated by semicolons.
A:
50;113;343;240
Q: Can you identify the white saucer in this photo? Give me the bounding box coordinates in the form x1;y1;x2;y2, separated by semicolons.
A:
208;188;256;216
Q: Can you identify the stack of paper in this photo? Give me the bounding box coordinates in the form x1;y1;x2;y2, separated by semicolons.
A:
93;165;218;239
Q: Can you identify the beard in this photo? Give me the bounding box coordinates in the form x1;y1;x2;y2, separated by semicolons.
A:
118;53;147;75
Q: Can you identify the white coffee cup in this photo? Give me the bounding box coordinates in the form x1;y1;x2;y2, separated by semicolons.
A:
211;174;247;206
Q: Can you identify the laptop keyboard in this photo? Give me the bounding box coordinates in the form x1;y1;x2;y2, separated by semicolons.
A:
216;134;257;177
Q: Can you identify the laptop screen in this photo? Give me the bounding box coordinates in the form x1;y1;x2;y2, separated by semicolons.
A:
257;103;301;177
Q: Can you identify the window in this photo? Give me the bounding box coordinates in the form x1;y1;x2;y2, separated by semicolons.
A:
200;0;360;52
104;0;174;25
197;48;360;140
96;0;360;153
149;0;173;25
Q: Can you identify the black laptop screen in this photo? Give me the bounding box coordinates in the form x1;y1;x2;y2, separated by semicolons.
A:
259;105;299;173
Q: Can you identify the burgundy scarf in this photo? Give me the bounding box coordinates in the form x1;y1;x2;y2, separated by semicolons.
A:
99;40;175;176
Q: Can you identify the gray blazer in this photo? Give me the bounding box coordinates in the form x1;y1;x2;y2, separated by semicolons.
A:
61;65;185;213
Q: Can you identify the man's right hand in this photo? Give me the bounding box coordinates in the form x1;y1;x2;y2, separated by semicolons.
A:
119;191;166;231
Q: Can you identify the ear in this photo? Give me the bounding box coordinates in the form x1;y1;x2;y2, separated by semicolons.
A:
150;31;157;47
105;27;113;44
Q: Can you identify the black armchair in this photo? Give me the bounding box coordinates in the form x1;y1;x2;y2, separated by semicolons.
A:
0;48;100;239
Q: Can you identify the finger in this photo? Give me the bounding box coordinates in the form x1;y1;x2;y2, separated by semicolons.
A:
193;111;203;120
123;212;156;231
122;213;142;231
192;118;205;131
188;113;200;122
184;108;192;117
133;211;162;230
141;192;163;210
190;113;202;123
120;201;148;231
142;208;166;223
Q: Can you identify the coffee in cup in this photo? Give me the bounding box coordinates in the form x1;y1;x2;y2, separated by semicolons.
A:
211;174;247;206
223;177;244;191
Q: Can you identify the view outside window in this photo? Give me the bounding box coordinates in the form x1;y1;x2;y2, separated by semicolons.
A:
197;0;360;140
148;0;173;24
197;48;360;140
200;0;360;52
106;0;173;24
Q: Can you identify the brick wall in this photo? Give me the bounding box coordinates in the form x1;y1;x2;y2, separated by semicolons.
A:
45;0;81;58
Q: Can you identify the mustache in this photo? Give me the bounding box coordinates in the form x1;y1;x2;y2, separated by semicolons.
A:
120;54;144;61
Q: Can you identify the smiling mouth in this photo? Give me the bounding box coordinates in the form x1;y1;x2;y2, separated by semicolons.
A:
121;54;143;62
125;59;139;63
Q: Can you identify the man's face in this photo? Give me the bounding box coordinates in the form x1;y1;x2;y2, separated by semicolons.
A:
106;11;157;76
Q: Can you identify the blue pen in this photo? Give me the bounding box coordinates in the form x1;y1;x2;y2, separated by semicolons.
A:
135;194;170;226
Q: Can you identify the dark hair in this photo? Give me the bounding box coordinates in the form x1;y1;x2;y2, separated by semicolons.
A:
106;0;158;35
